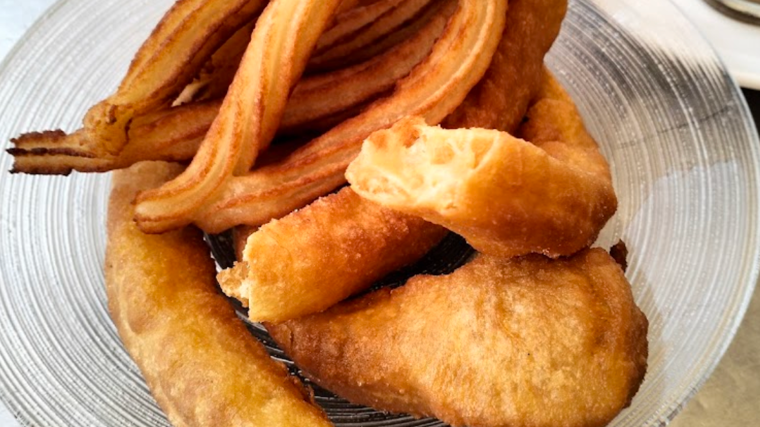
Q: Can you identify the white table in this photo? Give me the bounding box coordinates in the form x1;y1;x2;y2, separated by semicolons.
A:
0;1;758;426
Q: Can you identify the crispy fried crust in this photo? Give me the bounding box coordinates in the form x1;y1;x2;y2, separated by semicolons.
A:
133;0;346;234
218;187;446;322
347;71;617;258
192;0;509;233
309;0;434;70
105;162;333;427
517;68;614;180
10;0;560;238
174;21;258;105
7;0;447;176
315;0;406;55
444;0;567;132
10;16;448;176
8;100;218;174
84;0;268;155
268;248;648;427
280;0;455;133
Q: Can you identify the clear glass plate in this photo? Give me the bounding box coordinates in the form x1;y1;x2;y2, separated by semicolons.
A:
1;0;759;426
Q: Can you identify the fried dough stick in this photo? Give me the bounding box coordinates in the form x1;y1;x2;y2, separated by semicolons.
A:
134;0;347;234
268;249;648;427
12;0;560;233
309;0;434;71
105;161;333;427
9;101;220;174
192;0;509;233
8;0;439;175
176;0;429;106
347;71;617;258
218;187;446;322
84;0;269;155
314;0;407;57
192;0;562;233
218;0;564;324
8;0;268;173
174;21;259;105
280;0;455;134
9;7;448;176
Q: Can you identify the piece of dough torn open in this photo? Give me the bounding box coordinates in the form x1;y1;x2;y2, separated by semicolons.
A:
346;71;618;258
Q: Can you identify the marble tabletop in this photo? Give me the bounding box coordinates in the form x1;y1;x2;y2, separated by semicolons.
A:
0;0;758;426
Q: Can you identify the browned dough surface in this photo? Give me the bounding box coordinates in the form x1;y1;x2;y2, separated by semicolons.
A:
105;161;333;427
269;248;648;427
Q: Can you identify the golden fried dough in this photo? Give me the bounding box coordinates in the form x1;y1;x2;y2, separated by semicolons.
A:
219;0;567;324
105;162;333;427
86;0;268;155
218;187;446;322
188;0;509;234
268;248;648;427
517;68;615;179
347;72;617;258
444;0;567;132
133;0;346;234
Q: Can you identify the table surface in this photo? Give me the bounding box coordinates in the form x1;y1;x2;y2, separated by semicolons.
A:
0;1;759;426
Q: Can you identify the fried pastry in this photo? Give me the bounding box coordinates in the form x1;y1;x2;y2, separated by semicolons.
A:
219;187;446;322
346;72;617;258
190;0;509;233
106;162;332;427
220;0;568;325
268;248;648;427
444;0;567;132
193;0;565;234
133;0;346;234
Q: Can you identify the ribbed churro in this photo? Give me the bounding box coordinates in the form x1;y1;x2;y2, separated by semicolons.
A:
85;0;267;156
193;0;508;233
309;0;433;70
134;0;345;233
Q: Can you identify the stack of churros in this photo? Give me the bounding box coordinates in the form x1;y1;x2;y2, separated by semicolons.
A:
7;0;649;426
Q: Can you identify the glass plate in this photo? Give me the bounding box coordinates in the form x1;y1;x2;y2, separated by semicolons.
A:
1;0;759;425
